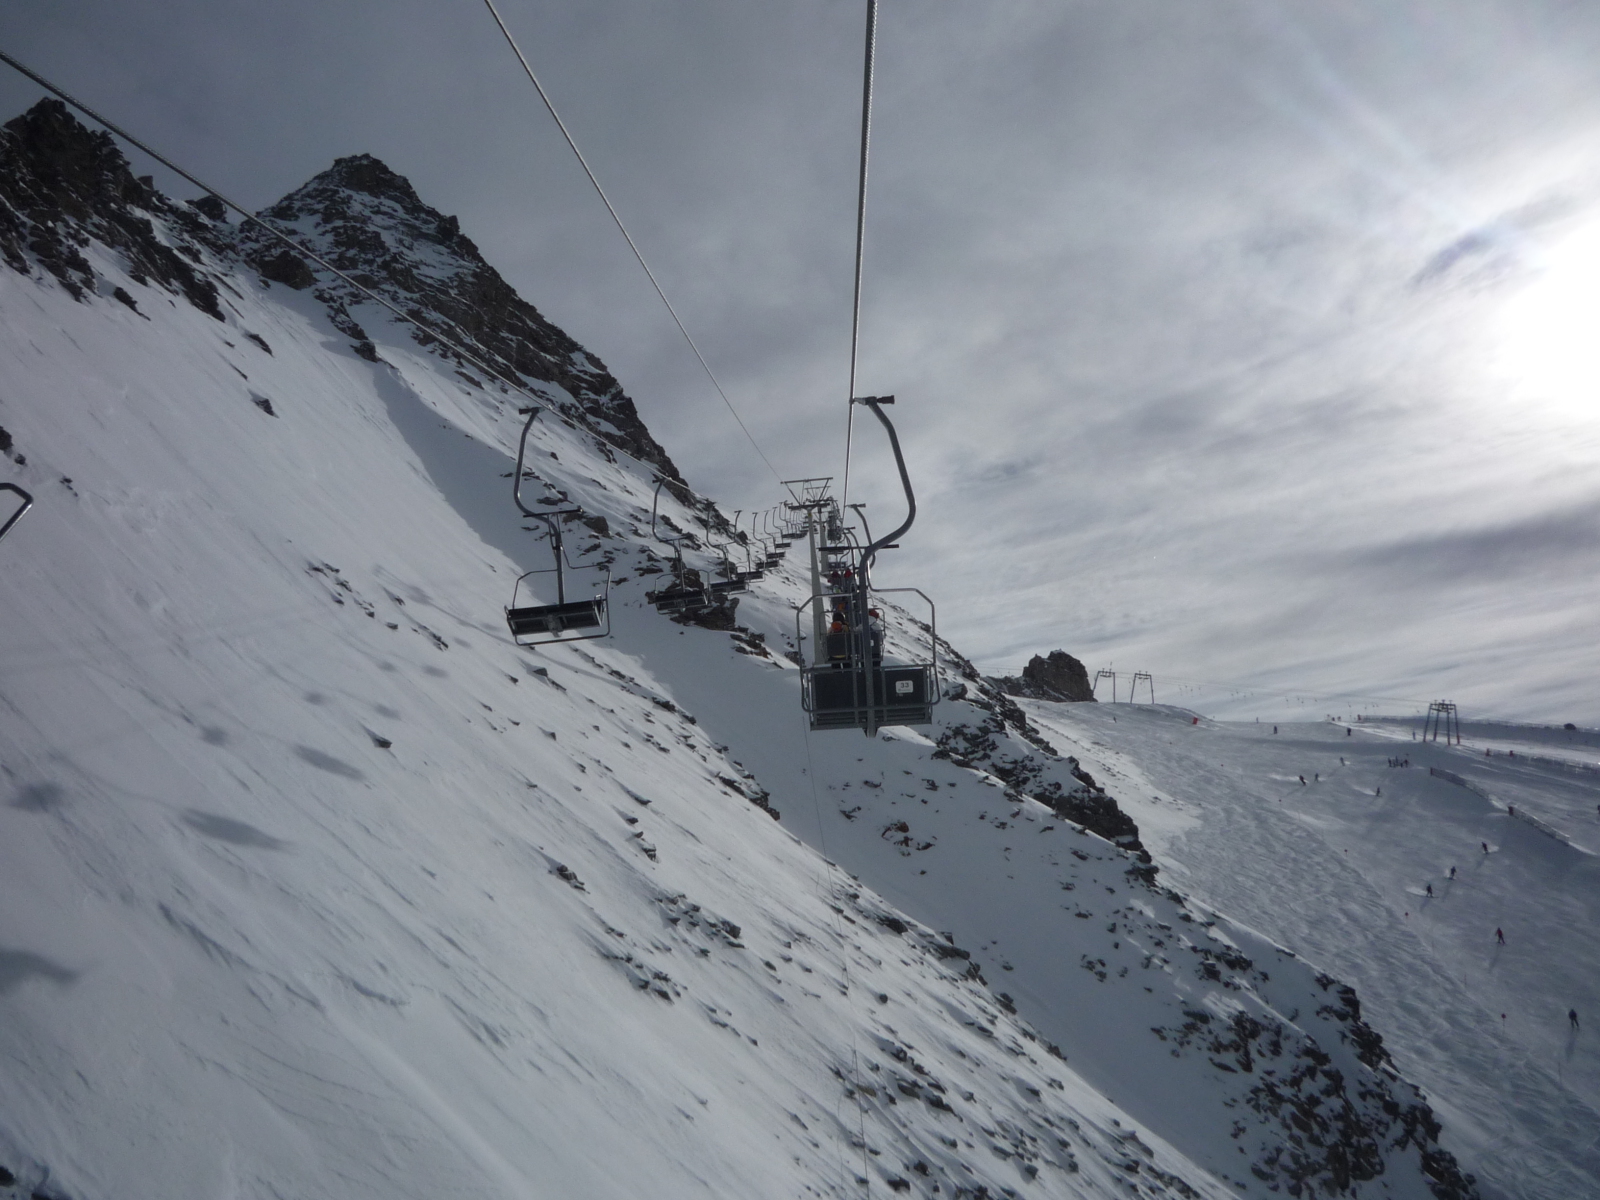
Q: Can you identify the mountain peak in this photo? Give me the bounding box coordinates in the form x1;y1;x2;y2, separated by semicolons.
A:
317;153;424;206
248;155;683;481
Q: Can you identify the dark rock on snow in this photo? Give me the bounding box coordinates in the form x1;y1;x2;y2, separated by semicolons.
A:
991;649;1095;702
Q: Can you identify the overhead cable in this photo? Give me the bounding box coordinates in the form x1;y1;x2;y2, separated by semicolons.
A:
480;0;784;485
840;0;879;511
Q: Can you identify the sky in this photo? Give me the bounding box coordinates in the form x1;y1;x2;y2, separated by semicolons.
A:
4;0;1600;723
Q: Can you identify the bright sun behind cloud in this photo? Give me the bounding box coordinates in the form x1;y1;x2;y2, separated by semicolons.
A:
1497;220;1600;412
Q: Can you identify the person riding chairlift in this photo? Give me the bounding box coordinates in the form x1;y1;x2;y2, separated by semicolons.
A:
867;607;885;663
827;613;851;667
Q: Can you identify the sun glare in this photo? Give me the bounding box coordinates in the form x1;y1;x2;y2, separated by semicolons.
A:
1496;221;1600;412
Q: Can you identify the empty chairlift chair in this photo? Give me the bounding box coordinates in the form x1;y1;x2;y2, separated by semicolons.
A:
644;477;735;619
502;409;610;646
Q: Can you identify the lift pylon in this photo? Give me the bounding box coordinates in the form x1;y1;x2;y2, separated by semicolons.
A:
1128;672;1155;704
1424;701;1460;745
1092;669;1117;703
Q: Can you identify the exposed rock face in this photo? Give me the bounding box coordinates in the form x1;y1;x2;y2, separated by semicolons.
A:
991;648;1096;702
0;99;227;317
236;154;683;482
933;639;1147;860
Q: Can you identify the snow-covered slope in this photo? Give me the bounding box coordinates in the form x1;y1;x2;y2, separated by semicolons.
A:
0;100;1473;1200
1021;702;1600;1200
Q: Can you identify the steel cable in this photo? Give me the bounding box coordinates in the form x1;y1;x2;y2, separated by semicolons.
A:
841;0;879;512
480;0;783;485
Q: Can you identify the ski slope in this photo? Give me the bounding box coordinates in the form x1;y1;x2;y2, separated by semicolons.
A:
1024;701;1600;1200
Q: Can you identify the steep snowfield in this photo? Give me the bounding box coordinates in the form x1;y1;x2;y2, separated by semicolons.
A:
0;247;1212;1200
1022;702;1600;1200
0;103;1475;1200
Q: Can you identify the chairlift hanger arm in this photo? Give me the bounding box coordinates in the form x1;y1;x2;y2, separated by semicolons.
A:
0;482;33;544
847;502;872;547
512;407;545;519
853;396;915;567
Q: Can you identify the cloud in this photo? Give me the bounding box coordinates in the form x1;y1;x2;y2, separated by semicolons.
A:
7;0;1600;719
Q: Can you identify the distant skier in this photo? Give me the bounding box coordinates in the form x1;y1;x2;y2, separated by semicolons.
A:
1299;775;1306;785
1508;805;1515;817
1347;728;1352;737
1376;786;1381;797
1273;726;1278;734
1496;927;1506;945
1449;865;1456;880
1571;1009;1580;1030
1314;772;1319;782
1425;883;1433;897
1482;842;1489;854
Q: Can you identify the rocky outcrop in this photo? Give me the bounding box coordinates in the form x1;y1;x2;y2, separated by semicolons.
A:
0;103;683;487
932;638;1147;860
236;154;683;483
0;99;227;318
990;649;1095;702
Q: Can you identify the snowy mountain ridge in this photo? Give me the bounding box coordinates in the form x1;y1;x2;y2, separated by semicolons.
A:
0;98;1476;1200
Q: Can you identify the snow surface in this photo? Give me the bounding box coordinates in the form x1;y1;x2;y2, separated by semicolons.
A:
1022;702;1600;1200
0;160;1487;1200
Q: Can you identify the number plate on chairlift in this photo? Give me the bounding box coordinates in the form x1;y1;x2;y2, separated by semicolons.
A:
894;679;914;695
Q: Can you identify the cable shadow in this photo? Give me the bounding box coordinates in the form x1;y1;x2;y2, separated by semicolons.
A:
181;810;291;851
0;948;79;995
9;782;64;811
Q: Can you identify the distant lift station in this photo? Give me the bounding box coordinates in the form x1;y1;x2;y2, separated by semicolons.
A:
504;408;611;646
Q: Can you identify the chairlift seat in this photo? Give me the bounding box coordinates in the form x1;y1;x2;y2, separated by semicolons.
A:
506;598;605;640
648;586;708;613
709;578;748;596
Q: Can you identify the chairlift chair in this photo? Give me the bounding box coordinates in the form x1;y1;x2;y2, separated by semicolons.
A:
705;522;749;595
0;482;32;545
797;396;938;735
502;409;610;646
644;476;731;615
